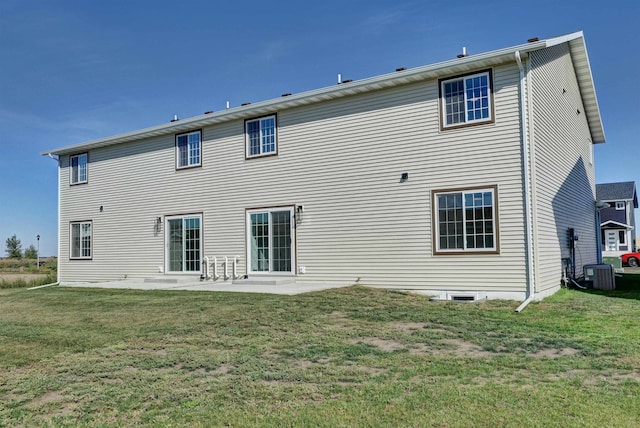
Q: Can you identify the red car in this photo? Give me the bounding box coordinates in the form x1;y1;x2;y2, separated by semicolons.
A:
621;251;640;267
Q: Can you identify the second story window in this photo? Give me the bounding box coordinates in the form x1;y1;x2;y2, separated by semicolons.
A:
616;202;625;210
70;153;88;185
246;115;277;158
440;70;493;129
176;131;201;169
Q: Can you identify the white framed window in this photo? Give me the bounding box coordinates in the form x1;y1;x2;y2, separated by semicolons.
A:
70;153;88;184
176;131;201;169
433;186;499;254
245;115;277;158
440;70;493;129
70;221;92;259
615;202;625;210
165;214;202;273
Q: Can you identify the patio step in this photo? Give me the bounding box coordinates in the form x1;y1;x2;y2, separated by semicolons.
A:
232;277;296;286
143;276;202;284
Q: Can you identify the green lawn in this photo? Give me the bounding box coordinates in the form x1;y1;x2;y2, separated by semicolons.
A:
1;277;639;427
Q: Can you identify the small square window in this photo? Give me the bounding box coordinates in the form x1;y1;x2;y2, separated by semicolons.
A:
246;115;277;158
616;202;625;210
70;153;88;184
176;131;201;169
440;70;493;129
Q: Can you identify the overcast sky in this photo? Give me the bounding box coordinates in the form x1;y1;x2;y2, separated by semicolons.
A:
1;0;638;257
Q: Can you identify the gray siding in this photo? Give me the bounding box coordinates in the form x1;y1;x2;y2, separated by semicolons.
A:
59;63;529;293
529;44;598;292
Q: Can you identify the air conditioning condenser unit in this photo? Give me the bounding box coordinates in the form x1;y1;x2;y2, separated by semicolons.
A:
583;264;615;290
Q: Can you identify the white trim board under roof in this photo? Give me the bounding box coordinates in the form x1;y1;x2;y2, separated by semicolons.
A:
601;220;634;229
42;31;605;157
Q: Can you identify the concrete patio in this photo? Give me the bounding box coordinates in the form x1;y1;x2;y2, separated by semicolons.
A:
60;276;353;295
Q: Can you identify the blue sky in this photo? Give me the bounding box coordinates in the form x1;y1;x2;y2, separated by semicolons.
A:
0;0;638;257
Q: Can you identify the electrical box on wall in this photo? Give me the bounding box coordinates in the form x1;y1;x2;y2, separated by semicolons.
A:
567;228;579;248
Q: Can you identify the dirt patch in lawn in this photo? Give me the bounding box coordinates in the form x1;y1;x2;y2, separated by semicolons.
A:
389;322;431;333
531;347;580;358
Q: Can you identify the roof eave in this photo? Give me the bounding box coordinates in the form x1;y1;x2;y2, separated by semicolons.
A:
42;32;606;155
562;32;606;144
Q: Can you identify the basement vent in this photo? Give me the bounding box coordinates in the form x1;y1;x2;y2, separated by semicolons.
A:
451;295;476;302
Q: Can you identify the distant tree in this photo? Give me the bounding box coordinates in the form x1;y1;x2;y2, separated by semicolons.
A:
24;244;38;259
5;234;22;258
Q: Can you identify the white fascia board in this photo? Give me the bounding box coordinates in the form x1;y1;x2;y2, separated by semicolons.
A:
539;31;605;144
44;34;604;156
543;31;584;48
601;220;633;229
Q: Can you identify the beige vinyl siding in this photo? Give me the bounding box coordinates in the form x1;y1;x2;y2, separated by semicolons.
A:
529;43;597;293
58;63;528;292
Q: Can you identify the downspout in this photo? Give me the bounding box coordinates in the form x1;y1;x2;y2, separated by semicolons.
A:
595;209;603;264
48;153;62;285
514;51;536;313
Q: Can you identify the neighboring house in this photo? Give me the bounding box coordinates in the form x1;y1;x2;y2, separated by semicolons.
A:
43;31;605;302
596;182;638;256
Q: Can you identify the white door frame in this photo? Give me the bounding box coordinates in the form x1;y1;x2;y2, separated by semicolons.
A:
165;214;203;274
246;206;295;276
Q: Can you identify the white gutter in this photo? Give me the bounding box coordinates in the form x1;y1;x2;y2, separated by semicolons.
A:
515;50;536;313
43;39;556;157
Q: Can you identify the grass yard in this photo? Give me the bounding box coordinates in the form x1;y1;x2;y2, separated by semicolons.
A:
1;276;639;427
0;258;57;289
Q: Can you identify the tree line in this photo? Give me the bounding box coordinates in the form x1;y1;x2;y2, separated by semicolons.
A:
5;234;38;259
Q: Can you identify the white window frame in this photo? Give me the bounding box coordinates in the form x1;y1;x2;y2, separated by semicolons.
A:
245;115;277;158
70;221;92;259
175;130;202;169
70;153;88;185
246;207;295;275
615;201;625;210
165;214;202;273
440;70;493;129
433;186;499;254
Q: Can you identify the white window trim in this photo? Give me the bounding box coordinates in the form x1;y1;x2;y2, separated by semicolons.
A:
615;201;625;210
245;115;277;158
175;130;202;169
70;153;88;185
246;206;295;275
433;186;499;254
440;70;493;129
70;220;92;260
165;214;203;274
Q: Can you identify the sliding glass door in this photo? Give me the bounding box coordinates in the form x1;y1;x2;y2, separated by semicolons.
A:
247;207;294;274
166;214;202;273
